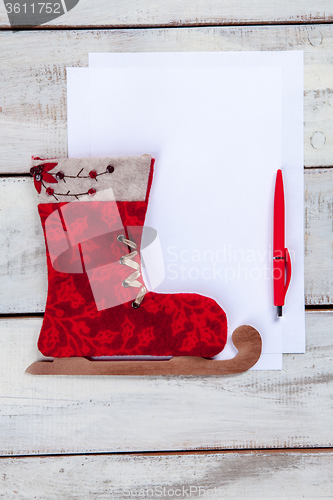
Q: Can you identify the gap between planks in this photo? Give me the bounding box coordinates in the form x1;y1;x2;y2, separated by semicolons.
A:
1;19;333;30
1;447;332;460
0;305;332;320
1;164;332;177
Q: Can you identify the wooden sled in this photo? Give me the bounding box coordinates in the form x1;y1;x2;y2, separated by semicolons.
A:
26;325;261;376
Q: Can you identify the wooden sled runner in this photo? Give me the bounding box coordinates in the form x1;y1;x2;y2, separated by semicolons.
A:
26;325;262;376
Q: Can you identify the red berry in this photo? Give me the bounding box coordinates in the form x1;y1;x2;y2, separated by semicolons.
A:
30;167;36;176
88;188;96;196
56;171;65;180
107;165;114;173
89;170;97;179
46;187;54;196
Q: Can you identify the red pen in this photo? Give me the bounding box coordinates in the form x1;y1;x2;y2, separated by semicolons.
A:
273;169;292;317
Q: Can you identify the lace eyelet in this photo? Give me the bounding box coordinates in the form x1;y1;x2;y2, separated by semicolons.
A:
118;235;146;308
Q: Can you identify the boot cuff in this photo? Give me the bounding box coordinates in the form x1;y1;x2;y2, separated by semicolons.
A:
30;154;153;203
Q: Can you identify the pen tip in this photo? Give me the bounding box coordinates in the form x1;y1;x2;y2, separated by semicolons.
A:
277;306;282;317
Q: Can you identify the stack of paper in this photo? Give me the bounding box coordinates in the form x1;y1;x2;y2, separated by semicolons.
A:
67;51;304;370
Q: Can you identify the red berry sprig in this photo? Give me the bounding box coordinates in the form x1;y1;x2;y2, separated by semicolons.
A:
30;163;114;199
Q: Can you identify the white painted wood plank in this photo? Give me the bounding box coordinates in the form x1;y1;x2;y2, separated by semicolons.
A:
0;450;332;499
305;169;333;305
1;169;331;313
0;311;331;455
0;178;47;314
0;0;333;28
0;26;332;171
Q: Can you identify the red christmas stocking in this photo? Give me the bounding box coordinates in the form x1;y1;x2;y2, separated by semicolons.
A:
31;154;228;359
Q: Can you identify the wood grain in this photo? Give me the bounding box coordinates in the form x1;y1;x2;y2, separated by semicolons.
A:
305;169;333;305
1;169;331;313
0;311;331;455
0;0;333;28
0;26;332;172
0;450;332;499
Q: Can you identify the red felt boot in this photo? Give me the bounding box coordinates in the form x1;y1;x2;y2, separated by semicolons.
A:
26;155;261;375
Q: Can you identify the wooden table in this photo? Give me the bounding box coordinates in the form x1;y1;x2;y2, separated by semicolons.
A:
0;1;332;497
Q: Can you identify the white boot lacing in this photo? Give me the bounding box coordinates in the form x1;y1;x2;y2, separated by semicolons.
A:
117;234;147;308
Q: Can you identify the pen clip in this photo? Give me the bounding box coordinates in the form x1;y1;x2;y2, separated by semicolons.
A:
284;248;292;299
